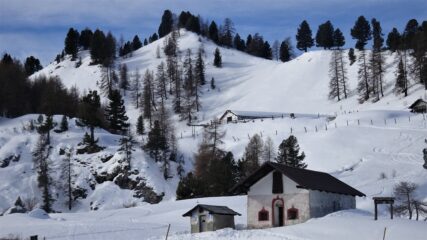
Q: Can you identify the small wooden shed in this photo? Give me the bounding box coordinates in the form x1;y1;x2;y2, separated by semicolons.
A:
409;99;427;113
182;204;241;233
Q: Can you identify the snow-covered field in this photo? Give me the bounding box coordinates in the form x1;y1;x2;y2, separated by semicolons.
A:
1;30;427;238
0;195;426;240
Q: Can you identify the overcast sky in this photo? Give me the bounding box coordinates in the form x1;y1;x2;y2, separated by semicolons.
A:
1;0;426;65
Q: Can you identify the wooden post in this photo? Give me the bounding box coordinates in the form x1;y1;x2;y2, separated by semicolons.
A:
304;127;307;133
391;203;393;219
30;236;38;240
347;120;349;126
165;224;171;240
358;119;360;125
383;227;387;240
374;201;378;220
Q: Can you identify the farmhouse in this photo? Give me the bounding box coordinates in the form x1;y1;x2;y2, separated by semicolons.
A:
182;204;241;233
230;162;365;229
219;110;290;123
409;99;427;113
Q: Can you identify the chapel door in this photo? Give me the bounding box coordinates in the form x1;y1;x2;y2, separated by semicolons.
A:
278;206;284;226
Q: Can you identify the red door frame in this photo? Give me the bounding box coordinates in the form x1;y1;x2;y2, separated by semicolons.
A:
271;195;284;227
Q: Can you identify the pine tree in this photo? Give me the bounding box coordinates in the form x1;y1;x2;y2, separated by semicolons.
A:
118;130;136;165
276;135;306;168
371;18;385;100
210;77;216;89
351;16;372;102
386;28;401;52
33;134;54;212
208;21;219;44
213;48;222;67
24;56;43;76
185;15;201;34
195;48;206;85
62;148;74;210
59;115;68;132
143;70;155;126
132;35;143;50
348;48;356;65
79;28;93;50
156;62;168;105
233;33;246;51
90;29;106;64
279;38;294;62
38;114;54;145
79;90;102;145
105;89;129;134
176;172;204;199
130;69;142;108
395;58;408;97
158;10;173;38
145;120;167;162
241;134;264;176
220;18;234;47
119;64;129;95
136;115;145;135
272;40;280;61
182;49;195;122
64;28;80;60
263;137;275;162
329;28;348;101
316;20;335;49
296;20;314;52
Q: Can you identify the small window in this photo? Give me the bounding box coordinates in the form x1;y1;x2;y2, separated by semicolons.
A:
272;171;283;194
287;207;298;220
258;208;269;221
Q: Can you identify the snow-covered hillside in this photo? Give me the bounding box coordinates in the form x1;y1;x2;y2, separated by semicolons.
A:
1;29;427;238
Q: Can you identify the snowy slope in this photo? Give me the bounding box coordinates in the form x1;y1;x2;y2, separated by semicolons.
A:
1;29;427;238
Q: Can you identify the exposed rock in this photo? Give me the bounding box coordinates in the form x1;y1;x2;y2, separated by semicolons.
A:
0;154;20;168
100;154;114;163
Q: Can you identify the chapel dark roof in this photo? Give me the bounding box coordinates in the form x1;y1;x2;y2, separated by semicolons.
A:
182;204;241;217
230;162;365;197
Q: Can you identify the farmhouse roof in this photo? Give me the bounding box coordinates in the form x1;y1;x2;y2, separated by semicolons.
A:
230;162;365;197
182;204;241;217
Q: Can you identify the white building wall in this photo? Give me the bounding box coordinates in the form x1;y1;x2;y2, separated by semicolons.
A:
309;191;356;218
247;172;310;229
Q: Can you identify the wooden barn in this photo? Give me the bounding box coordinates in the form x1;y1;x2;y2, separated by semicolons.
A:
230;162;365;229
219;110;289;123
182;204;241;233
409;99;427;113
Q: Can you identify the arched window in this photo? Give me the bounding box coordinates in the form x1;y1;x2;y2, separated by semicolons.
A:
287;207;298;220
258;208;269;221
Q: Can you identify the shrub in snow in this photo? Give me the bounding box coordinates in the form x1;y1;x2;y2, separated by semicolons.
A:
28;208;50;219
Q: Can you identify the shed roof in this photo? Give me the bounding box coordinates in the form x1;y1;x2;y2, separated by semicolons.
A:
230;162;365;197
182;204;241;217
409;99;427;109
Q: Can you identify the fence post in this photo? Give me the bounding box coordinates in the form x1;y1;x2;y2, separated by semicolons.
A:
315;126;318;132
358;119;360;125
276;130;277;135
304;127;307;133
335;123;337;128
371;119;373;125
325;124;328;131
347;120;349;126
409;116;411;122
165;224;171;240
290;127;293;134
394;118;397;124
384;119;386;125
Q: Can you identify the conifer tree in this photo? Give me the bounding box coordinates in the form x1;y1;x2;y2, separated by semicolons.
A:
296;20;314;52
158;10;173;38
38;114;54;145
208;21;219;44
386;28;401;52
143;70;155;126
136;115;145;135
210;77;216;89
62;148;74;210
105;89;129;134
276;135;306;168
348;48;356;65
241;134;264;176
33;134;54;212
79;28;93;50
119;64;129;95
90;29;106;64
351;16;372;103
145;120;167;162
220;18;234;47
59;115;68;132
182;49;195;122
272;40;280;61
279;38;294;62
132;35;143;50
156;62;168;105
118;130;136;165
24;56;43;76
79;90;102;145
395;58;408;97
195;48;206;85
64;28;80;60
263;137;275;162
233;33;246;51
370;18;385;100
213;48;222;67
328;28;348;101
130;69;142;108
316;20;335;49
